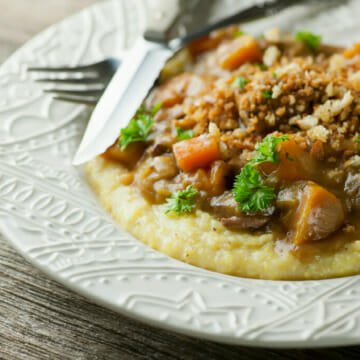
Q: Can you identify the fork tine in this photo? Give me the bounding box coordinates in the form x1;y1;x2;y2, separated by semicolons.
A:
44;88;104;97
29;58;121;106
28;66;86;73
52;95;98;106
35;77;104;85
28;60;108;73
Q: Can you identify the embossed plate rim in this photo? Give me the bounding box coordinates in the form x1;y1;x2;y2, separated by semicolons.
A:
1;0;360;348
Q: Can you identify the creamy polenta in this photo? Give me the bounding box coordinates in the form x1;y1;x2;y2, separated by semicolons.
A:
87;157;360;280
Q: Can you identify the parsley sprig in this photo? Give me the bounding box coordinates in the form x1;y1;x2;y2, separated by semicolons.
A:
252;135;290;166
231;76;248;90
165;185;198;215
295;31;321;51
177;127;193;141
262;89;273;99
254;63;268;71
357;133;360;149
233;166;277;212
119;102;162;150
232;135;290;212
233;30;245;38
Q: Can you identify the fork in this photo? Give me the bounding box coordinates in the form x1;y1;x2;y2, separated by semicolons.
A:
28;57;121;105
28;0;330;108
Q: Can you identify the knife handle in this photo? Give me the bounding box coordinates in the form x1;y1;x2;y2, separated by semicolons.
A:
144;0;181;43
167;0;321;49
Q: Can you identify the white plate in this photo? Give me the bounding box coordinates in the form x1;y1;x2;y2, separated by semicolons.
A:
1;0;360;348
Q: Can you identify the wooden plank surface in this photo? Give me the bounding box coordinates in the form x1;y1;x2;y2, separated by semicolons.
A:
1;1;360;359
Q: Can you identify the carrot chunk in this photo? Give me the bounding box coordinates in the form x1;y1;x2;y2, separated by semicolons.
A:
290;182;345;246
343;43;360;59
173;134;221;172
216;35;262;70
188;36;223;55
188;26;240;55
260;137;316;181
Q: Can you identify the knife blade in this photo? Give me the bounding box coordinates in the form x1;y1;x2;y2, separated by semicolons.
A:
72;37;173;165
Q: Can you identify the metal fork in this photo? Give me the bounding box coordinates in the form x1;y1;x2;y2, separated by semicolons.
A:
28;57;121;105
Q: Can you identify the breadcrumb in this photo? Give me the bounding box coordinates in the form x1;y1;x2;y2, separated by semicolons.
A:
307;125;331;143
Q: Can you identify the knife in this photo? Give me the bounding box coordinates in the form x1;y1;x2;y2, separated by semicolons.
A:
72;0;310;165
72;0;181;165
72;38;175;165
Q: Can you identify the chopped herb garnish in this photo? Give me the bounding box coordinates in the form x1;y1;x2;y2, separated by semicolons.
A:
119;102;162;150
177;127;193;141
232;135;290;212
232;165;276;213
151;101;162;115
119;116;153;150
165;185;198;215
295;31;321;51
262;89;273;99
272;71;277;78
231;76;248;90
357;133;360;149
233;30;245;38
255;62;268;70
252;135;290;166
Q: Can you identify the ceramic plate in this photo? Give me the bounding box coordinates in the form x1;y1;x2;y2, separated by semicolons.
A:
2;0;360;348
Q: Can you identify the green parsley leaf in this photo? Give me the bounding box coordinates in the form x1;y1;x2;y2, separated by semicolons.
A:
254;63;267;70
165;185;198;215
151;101;162;115
232;135;290;212
357;133;360;149
295;31;321;51
231;76;248;90
272;71;277;78
119;117;153;150
119;103;161;150
233;30;245;38
232;165;276;213
252;135;290;165
262;89;273;99
177;127;193;141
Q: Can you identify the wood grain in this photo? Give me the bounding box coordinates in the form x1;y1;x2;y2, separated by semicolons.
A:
1;1;360;359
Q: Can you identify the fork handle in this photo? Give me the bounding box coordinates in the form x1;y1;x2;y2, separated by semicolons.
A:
143;0;181;43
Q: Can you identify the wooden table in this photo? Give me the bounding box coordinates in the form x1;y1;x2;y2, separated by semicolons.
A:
0;1;360;359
